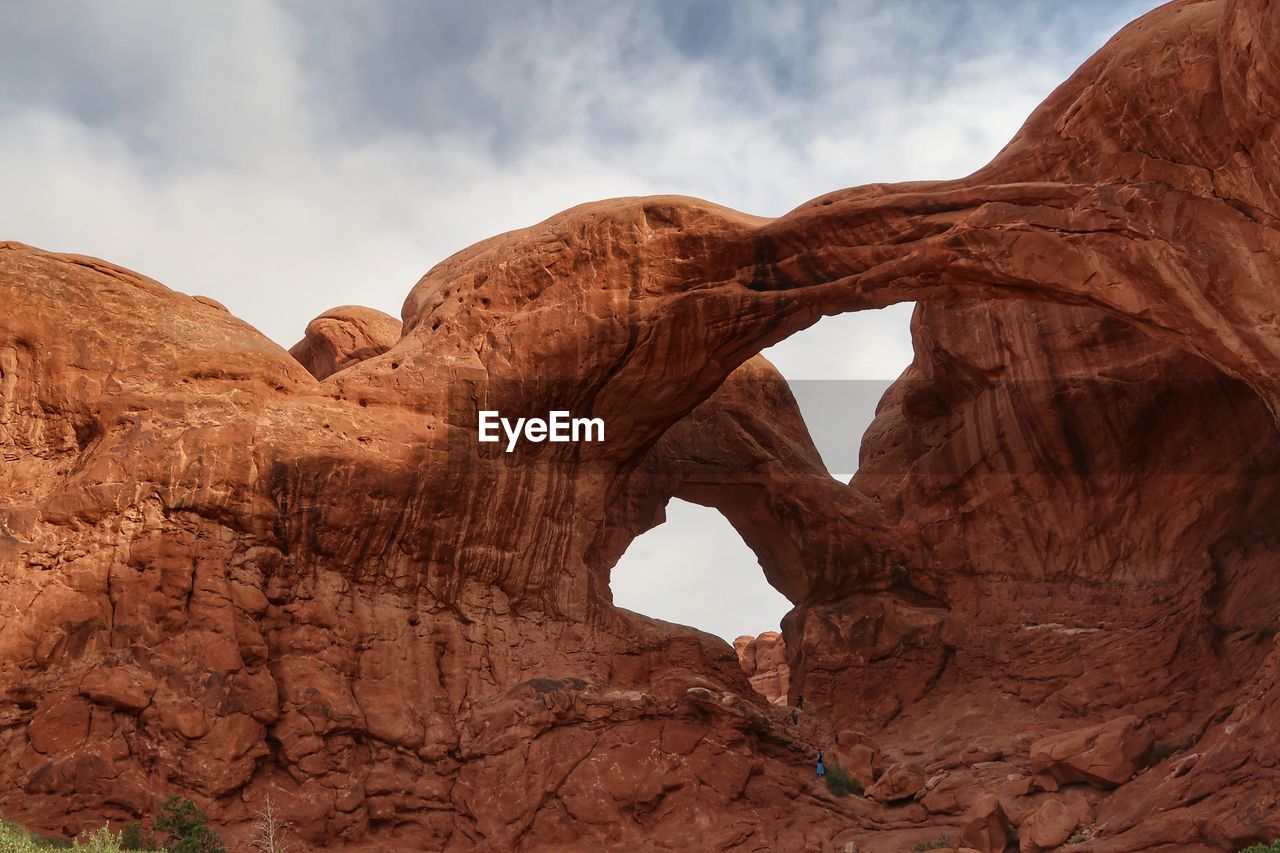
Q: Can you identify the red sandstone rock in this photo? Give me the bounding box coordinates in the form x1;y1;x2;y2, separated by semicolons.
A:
960;794;1012;853
287;305;402;380
1018;798;1079;852
1029;716;1153;789
919;764;1023;818
732;631;790;704
190;295;228;312
78;666;156;713
866;762;926;804
2;0;1280;849
832;732;881;791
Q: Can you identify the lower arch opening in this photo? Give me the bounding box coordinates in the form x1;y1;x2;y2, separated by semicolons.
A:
609;498;793;647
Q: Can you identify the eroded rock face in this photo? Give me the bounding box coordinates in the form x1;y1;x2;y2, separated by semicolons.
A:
3;0;1280;849
732;632;789;704
1018;798;1081;853
287;305;402;380
1030;716;1154;790
961;794;1013;853
865;761;926;804
831;731;880;791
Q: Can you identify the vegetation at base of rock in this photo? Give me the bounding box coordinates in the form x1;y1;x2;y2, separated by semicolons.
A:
1240;842;1280;852
913;836;955;852
0;821;145;852
152;799;225;853
823;763;862;797
116;826;150;852
0;798;227;853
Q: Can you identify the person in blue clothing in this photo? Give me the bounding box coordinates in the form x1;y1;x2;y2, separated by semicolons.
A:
816;751;826;777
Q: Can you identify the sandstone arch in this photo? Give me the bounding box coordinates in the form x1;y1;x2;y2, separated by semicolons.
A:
3;0;1280;848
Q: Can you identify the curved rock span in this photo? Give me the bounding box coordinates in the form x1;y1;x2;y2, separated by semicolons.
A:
3;0;1280;849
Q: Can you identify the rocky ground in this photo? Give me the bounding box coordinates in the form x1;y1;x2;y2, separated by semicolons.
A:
3;0;1280;849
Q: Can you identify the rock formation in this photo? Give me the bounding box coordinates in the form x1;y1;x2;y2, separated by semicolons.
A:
288;305;403;381
3;0;1280;850
1029;717;1154;791
732;632;789;704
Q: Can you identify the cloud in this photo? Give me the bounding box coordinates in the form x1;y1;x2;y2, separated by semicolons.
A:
612;499;795;644
0;0;1163;643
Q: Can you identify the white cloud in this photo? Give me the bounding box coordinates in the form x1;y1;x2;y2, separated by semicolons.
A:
611;499;795;643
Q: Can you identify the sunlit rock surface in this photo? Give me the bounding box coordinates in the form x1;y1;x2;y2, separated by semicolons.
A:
3;1;1280;848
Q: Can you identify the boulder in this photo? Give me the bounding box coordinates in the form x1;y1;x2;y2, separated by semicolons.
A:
833;742;880;791
1018;799;1079;852
78;666;157;713
287;305;402;380
958;794;1013;853
1029;716;1153;789
866;762;926;803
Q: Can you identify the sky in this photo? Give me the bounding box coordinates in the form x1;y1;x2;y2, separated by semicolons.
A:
1;0;1162;643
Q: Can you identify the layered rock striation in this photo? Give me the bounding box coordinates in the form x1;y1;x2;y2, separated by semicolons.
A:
733;632;790;705
2;0;1280;849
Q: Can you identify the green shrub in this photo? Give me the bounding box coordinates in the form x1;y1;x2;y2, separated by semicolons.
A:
1240;842;1280;852
0;821;35;853
72;827;124;853
0;821;151;853
823;763;862;797
151;799;224;853
117;825;151;852
913;836;955;852
0;821;72;850
1;797;223;853
1;820;75;852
